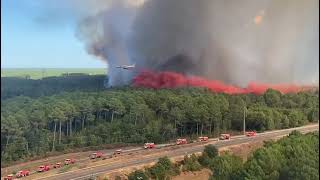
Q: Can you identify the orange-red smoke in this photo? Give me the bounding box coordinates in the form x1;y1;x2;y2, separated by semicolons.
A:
132;70;307;94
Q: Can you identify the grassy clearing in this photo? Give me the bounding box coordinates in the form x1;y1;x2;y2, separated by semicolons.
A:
1;68;106;79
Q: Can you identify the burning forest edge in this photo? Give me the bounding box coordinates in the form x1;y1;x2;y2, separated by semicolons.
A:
132;70;318;95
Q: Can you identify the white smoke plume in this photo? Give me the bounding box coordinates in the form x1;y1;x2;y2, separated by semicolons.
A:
75;0;318;87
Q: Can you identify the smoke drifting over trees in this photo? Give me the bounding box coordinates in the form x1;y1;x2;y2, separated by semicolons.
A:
76;0;319;87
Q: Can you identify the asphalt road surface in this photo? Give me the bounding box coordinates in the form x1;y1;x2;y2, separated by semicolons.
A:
35;124;318;180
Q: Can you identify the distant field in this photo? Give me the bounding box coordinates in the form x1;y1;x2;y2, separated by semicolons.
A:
1;68;106;79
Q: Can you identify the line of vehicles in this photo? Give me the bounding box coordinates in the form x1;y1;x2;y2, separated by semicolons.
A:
3;158;77;180
3;131;256;180
3;170;30;180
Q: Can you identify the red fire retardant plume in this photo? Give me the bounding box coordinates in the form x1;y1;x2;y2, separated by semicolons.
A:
132;70;306;94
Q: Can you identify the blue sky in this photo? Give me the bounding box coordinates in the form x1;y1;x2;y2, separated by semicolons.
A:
1;0;106;68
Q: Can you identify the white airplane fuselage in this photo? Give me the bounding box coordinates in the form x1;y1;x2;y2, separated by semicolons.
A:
116;64;135;70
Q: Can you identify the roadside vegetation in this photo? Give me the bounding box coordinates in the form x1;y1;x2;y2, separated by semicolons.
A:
58;164;74;173
1;76;318;167
127;132;319;180
128;157;180;180
208;131;319;180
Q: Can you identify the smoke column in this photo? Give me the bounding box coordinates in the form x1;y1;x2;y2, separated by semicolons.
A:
76;0;319;87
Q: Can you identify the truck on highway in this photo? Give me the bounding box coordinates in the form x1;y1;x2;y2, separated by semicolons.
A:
198;136;209;142
144;143;155;149
113;149;122;155
176;138;188;145
90;152;103;159
3;174;13;180
246;131;256;137
53;162;62;168
37;165;50;172
15;170;30;178
64;158;76;165
219;134;231;140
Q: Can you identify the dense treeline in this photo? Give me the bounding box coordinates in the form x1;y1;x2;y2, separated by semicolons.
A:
208;131;319;180
1;87;318;166
1;75;106;100
127;132;319;180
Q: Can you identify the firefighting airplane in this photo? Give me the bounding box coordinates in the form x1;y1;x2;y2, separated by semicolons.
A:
116;64;135;70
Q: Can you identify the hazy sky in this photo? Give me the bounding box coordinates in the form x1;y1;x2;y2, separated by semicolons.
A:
1;0;107;68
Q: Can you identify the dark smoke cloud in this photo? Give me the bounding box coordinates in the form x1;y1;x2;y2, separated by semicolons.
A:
76;0;319;87
76;0;138;86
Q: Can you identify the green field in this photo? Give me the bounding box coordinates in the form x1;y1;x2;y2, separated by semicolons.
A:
1;68;106;79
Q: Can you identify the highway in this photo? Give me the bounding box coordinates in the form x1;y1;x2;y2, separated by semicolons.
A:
34;124;318;180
